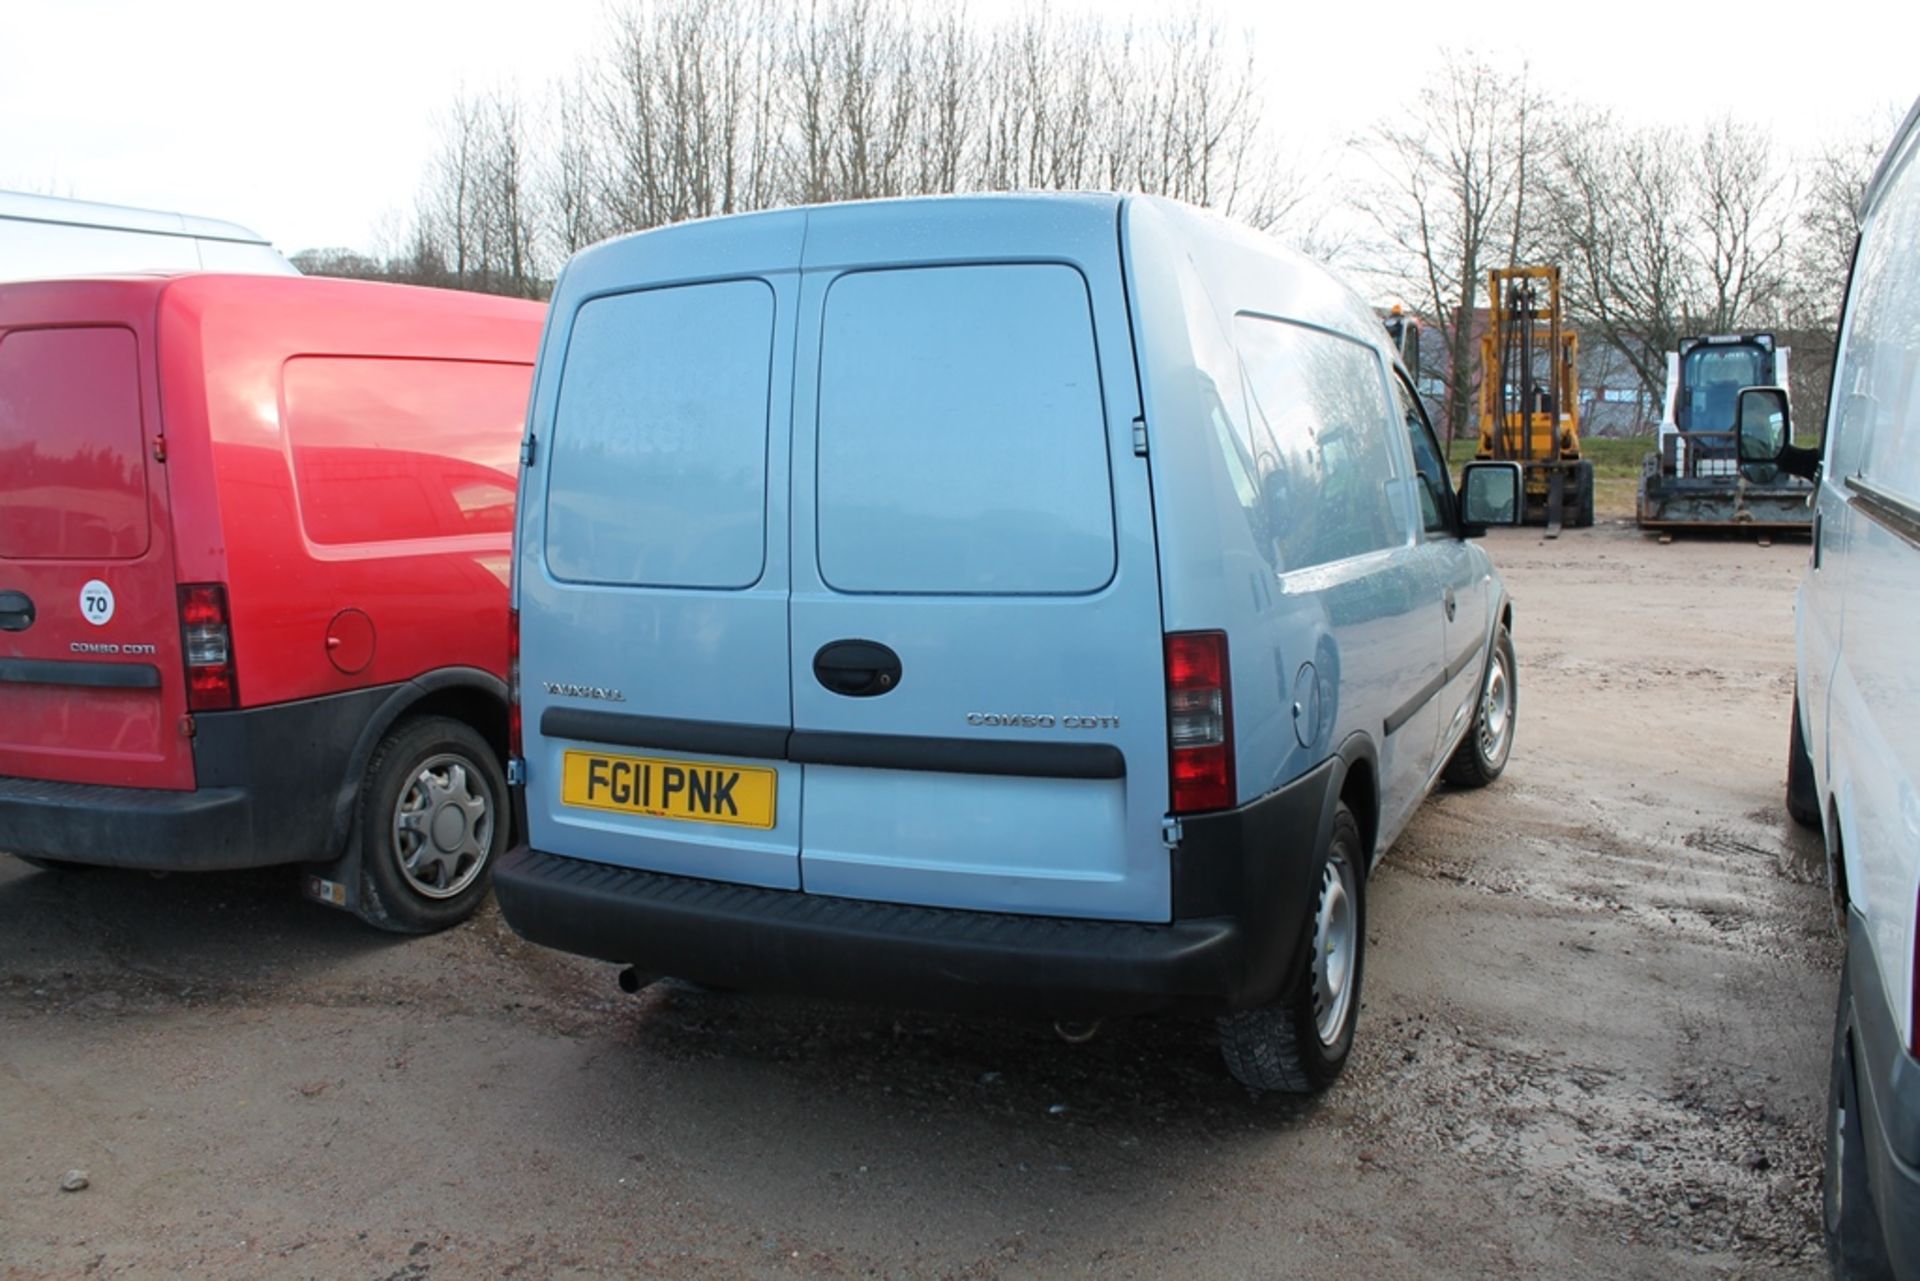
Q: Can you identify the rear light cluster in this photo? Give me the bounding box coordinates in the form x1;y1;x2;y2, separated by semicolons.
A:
1166;630;1234;814
507;606;523;759
178;583;236;711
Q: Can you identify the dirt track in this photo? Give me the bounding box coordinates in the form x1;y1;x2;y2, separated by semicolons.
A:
0;521;1840;1279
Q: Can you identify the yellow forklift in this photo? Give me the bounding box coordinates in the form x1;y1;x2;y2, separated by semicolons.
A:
1475;265;1593;533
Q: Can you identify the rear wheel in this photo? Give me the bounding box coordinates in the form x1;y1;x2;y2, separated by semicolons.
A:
1825;949;1895;1279
1217;804;1365;1094
353;716;506;934
1445;625;1516;788
1787;693;1822;831
10;855;91;873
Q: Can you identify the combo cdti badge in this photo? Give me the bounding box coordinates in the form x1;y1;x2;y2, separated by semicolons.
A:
494;193;1526;1092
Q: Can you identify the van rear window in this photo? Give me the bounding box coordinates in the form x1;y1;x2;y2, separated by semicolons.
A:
285;358;530;545
816;264;1115;595
545;280;776;589
0;326;149;561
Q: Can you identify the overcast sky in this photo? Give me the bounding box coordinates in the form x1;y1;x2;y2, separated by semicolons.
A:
3;0;1909;254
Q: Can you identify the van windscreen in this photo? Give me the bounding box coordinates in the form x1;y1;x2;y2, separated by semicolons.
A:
815;264;1115;595
0;326;149;560
545;279;776;588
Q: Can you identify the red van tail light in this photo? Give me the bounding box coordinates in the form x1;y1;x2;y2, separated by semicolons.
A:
178;583;237;711
1166;630;1234;814
507;606;522;759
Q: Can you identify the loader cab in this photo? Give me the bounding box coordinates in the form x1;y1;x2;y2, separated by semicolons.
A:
1677;335;1777;442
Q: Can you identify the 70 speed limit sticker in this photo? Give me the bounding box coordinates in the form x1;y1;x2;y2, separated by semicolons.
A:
79;579;115;626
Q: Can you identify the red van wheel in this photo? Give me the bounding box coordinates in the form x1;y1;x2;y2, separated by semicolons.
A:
353;716;507;934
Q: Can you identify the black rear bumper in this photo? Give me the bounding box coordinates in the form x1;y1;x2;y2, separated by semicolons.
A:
0;684;398;873
0;775;268;870
494;756;1339;1018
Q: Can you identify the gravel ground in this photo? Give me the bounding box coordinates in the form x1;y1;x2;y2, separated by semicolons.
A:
0;521;1838;1280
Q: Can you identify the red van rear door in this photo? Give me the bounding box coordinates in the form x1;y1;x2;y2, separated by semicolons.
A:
0;302;194;790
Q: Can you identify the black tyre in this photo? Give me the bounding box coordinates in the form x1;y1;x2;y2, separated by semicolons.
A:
1445;625;1516;788
1217;803;1365;1094
9;855;92;873
1788;693;1822;831
1572;460;1596;528
1825;952;1895;1279
353;715;506;934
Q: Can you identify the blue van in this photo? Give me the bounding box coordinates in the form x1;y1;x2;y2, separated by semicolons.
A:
494;194;1522;1092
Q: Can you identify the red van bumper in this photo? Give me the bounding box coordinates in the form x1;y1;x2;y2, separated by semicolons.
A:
0;774;269;870
0;685;405;873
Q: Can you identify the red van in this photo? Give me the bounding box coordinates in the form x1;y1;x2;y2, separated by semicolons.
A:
0;273;545;931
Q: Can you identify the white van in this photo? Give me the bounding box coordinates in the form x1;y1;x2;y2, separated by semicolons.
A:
1740;98;1920;1277
0;190;295;282
495;193;1524;1093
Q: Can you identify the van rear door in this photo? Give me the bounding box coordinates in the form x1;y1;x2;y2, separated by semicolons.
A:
788;202;1172;923
0;286;194;790
518;215;804;889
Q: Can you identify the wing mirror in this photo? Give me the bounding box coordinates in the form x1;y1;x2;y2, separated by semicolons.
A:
1457;462;1523;535
1736;386;1819;482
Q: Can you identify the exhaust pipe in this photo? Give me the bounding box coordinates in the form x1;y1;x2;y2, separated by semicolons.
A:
1053;1018;1102;1045
616;967;652;994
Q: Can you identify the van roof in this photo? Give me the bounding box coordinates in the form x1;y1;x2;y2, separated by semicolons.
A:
560;192;1375;342
0;189;277;246
1861;94;1920;219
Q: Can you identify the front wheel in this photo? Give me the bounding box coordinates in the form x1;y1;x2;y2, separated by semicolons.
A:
1825;947;1894;1278
1217;803;1366;1094
353;715;507;934
1445;625;1516;788
1787;693;1822;831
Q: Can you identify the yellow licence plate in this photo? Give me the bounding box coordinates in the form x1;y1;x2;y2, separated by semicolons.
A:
561;750;777;830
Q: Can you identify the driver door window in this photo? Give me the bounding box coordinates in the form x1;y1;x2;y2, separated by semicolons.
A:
1394;376;1454;535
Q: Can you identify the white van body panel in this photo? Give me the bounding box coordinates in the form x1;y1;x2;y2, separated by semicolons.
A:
1809;103;1920;1051
0;190;296;282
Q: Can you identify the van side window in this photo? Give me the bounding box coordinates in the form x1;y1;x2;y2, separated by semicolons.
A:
284;357;530;545
1393;376;1454;534
1834;137;1920;501
1233;316;1403;570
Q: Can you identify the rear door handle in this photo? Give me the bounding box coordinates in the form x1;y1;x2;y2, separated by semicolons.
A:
0;590;33;632
813;640;903;697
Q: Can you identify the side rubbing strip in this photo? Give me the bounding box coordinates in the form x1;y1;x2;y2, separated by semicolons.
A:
0;658;160;689
1445;637;1485;684
1383;671;1446;738
1850;477;1920;549
540;709;789;760
540;709;1127;779
790;731;1125;779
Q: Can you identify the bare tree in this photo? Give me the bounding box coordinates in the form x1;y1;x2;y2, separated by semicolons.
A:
337;0;1306;295
1359;52;1551;443
1544;113;1800;424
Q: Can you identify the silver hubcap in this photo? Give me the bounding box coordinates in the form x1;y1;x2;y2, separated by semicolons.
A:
391;753;493;899
1479;650;1513;765
1312;853;1358;1047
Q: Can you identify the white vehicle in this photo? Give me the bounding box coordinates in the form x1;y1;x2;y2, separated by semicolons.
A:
0;190;296;282
1638;331;1813;533
1740;95;1920;1278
